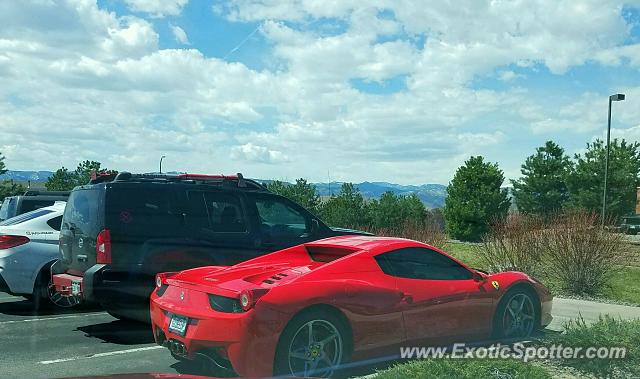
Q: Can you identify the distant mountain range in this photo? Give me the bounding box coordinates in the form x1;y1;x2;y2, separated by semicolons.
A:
0;170;448;208
0;170;54;182
313;182;447;208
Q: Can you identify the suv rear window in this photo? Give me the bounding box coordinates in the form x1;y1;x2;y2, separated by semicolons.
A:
105;187;182;239
63;189;104;236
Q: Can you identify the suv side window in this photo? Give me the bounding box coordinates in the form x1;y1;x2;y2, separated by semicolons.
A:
105;187;179;239
254;196;310;243
186;191;247;235
375;247;472;280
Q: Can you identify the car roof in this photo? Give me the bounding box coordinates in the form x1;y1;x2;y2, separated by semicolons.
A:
306;235;427;255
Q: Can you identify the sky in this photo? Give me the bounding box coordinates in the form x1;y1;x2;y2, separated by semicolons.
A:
2;0;640;185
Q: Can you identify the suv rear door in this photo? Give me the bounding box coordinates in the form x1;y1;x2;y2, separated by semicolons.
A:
59;188;104;274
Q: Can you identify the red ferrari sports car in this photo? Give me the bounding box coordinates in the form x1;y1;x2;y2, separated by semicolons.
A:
150;236;553;377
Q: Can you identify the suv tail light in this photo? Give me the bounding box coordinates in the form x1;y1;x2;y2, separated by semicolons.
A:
0;235;30;249
96;229;112;264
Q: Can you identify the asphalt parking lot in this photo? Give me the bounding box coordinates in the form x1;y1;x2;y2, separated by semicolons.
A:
0;293;194;379
3;292;640;379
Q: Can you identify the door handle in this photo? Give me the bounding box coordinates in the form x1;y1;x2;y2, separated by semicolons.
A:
400;292;414;304
77;255;88;262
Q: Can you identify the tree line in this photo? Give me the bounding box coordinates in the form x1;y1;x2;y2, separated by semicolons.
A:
2;137;638;243
445;139;640;241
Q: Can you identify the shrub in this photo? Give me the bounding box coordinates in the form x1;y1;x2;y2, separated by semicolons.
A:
376;358;551;379
478;214;546;276
368;220;447;249
544;316;640;378
541;211;623;295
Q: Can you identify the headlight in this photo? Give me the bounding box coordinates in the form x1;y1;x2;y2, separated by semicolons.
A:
208;294;245;313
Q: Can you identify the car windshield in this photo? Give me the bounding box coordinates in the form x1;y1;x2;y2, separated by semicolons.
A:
2;2;640;379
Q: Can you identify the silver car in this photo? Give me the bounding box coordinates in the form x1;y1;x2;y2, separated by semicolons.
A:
0;201;75;309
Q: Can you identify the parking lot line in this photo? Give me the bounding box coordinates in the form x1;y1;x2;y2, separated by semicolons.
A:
39;345;164;365
0;312;106;325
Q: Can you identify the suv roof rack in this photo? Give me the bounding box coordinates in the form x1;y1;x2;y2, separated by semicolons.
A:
22;190;71;196
88;171;268;191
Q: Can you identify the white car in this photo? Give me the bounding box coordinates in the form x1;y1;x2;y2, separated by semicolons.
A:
0;201;76;309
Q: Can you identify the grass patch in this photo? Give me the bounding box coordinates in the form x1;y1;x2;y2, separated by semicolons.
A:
603;266;640;305
445;241;640;305
544;316;640;378
375;358;551;379
443;241;484;268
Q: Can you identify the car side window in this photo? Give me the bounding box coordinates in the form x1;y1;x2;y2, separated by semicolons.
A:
375;247;472;280
186;191;247;234
254;196;310;241
47;215;63;231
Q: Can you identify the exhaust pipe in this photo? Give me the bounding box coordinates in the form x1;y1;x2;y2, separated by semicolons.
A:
167;339;187;357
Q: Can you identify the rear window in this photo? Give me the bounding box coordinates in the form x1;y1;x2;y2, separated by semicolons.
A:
20;199;56;213
63;189;104;236
0;209;54;226
105;187;182;239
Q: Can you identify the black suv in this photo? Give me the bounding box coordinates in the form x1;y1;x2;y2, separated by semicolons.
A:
51;172;369;321
0;190;70;221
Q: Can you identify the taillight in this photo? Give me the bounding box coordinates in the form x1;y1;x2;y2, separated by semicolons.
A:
155;272;177;288
155;272;177;297
0;235;30;249
96;229;112;264
239;290;252;311
239;288;269;311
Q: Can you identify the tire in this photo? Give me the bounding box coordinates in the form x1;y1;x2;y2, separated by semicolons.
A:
32;266;81;311
274;309;350;378
493;288;538;339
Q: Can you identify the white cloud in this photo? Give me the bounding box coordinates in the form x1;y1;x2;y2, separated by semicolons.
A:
2;1;640;185
231;143;289;163
123;0;189;17
170;24;190;45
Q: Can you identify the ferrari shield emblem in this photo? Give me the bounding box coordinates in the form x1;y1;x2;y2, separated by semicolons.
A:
491;280;500;290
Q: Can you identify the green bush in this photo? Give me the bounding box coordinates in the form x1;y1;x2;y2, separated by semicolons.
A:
376;358;550;379
444;156;511;242
544;316;640;378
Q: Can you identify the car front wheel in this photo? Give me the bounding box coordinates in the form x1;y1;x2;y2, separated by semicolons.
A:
493;289;538;339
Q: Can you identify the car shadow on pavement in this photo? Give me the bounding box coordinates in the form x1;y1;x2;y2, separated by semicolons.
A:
0;297;101;317
76;319;155;345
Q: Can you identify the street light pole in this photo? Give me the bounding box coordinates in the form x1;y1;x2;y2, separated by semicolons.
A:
159;155;166;174
601;93;625;227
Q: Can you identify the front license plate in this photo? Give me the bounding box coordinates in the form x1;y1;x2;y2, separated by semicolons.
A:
71;281;81;295
168;315;188;336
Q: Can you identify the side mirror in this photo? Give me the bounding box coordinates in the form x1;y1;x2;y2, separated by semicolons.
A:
472;270;487;283
310;219;320;235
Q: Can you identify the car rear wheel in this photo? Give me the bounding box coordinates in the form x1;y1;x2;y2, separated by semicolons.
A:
493;289;538;339
274;310;349;378
32;266;80;310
